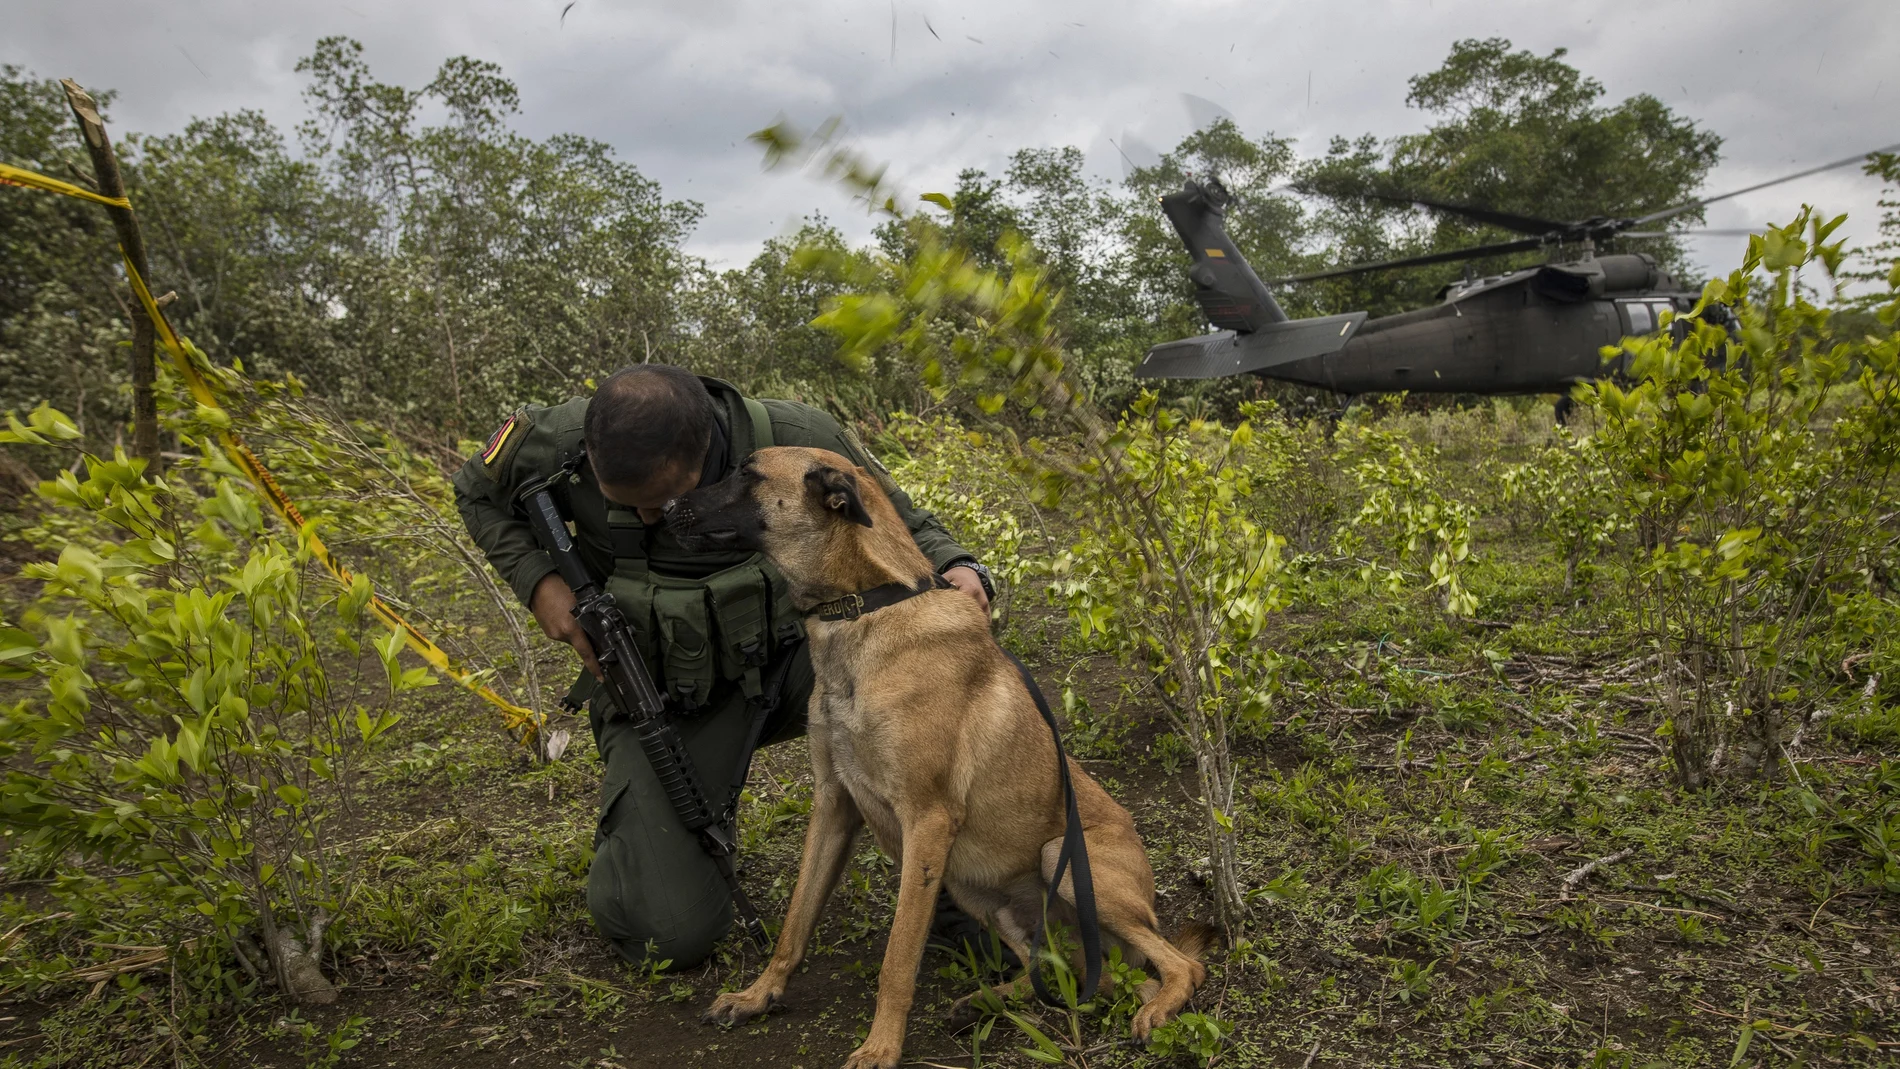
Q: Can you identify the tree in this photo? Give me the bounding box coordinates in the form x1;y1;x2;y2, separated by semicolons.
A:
293;37;702;430
1848;152;1900;309
130;111;342;393
677;217;912;412
1298;38;1722;314
0;67;129;444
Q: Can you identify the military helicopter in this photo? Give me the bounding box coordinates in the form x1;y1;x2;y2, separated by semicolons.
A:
1134;144;1899;397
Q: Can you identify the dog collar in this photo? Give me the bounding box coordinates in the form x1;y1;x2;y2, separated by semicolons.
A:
807;574;955;622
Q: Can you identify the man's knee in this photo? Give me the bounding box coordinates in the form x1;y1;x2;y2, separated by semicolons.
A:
586;834;731;969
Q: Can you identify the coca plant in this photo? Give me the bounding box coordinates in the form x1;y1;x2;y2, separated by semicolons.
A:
1579;209;1900;787
0;404;415;1002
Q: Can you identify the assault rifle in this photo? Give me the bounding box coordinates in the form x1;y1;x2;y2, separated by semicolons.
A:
516;470;771;951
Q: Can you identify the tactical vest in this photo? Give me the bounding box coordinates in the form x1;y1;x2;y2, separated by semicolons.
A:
592;396;803;711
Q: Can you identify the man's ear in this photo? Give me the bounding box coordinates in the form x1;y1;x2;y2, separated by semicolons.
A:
806;466;873;528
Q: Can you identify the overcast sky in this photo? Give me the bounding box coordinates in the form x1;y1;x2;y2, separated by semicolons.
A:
7;0;1897;286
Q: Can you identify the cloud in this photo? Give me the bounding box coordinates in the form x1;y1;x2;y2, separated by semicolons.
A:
5;0;1896;280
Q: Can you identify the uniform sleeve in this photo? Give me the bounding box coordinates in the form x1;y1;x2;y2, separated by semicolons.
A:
451;432;558;610
789;407;975;572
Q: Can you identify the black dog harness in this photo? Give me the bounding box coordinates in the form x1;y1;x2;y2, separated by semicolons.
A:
803;575;1104;1003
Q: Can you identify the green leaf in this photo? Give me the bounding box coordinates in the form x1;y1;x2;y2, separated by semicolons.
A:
0;626;36;664
338;572;373;625
0;403;82;444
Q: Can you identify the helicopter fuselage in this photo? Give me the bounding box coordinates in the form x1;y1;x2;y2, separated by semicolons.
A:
1135;176;1720;397
1258;261;1695;396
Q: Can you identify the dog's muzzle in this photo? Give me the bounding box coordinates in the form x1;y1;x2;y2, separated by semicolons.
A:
661;496;693;531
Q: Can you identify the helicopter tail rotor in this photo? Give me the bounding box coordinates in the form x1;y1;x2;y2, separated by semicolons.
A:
1160;176;1288;333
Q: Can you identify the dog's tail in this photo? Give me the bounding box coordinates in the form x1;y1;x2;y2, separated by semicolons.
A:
1171;920;1222;961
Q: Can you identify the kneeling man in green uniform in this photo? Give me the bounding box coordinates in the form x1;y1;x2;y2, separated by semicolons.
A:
453;364;995;967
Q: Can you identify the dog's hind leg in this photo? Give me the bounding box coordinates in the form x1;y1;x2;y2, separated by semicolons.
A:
846;804;957;1069
1038;831;1209;1042
1113;918;1209;1040
703;776;862;1027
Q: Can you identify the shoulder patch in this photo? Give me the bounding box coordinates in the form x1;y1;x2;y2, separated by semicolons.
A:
838;425;902;496
478;409;533;478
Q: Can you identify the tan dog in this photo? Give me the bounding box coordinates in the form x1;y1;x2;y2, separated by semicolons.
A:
665;447;1210;1069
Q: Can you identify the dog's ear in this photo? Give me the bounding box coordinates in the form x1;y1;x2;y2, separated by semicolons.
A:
806;465;873;528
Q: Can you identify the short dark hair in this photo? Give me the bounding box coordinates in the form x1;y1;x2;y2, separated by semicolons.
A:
584;364;718;488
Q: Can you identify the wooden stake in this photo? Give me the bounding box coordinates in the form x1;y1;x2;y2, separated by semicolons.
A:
60;78;160;470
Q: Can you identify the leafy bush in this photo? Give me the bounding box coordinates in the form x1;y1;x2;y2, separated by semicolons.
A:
1500;428;1625;591
878;412;1044;630
1580;208;1900;786
188;366;557;751
1334;421;1480;616
1049;396;1288;924
0;406;415;1002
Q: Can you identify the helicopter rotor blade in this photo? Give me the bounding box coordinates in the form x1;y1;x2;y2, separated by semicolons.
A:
1267;236;1547;285
1631;142;1900;227
1622;228;1767;238
1353;191;1568;236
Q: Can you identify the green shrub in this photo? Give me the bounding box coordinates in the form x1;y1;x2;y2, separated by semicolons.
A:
1581;208;1900;786
0;406;414;1002
1334;421;1479;616
1500;428;1625;591
879;412;1041;630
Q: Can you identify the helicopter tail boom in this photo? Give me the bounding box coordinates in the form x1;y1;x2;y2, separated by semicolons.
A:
1135;312;1366;380
1141;176;1366;381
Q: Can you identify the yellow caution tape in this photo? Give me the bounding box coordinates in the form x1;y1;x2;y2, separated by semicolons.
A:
4;160;543;745
0;161;133;209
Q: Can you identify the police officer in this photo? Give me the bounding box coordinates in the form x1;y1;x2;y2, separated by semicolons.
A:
453;364;995;968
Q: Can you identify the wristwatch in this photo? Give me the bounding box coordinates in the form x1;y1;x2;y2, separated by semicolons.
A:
943;559;995;599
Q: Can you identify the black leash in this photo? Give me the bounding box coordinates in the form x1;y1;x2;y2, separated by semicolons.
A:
1002;651;1102;1005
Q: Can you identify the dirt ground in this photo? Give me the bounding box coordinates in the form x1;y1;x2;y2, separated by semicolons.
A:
2;538;1898;1068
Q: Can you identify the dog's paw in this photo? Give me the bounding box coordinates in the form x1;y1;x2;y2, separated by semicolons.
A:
1130;1001;1176;1044
701;985;780;1026
841;1038;903;1069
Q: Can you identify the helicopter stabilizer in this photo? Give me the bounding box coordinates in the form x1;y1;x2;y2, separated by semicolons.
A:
1143;175;1366;380
1135;312;1367;380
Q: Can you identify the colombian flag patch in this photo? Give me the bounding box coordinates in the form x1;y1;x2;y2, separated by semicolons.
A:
480;414;519;467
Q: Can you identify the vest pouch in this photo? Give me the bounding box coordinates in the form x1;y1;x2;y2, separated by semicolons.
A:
650;581;716;710
704;557;772;688
601;574;661;680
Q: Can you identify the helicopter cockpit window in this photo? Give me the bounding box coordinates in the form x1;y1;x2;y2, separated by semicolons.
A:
1619;300;1655;336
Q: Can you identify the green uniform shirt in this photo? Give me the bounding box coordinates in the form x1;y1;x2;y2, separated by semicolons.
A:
451;376;971;649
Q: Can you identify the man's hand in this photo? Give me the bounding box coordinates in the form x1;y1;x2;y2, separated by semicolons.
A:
943;565;991;615
530;572;603;680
